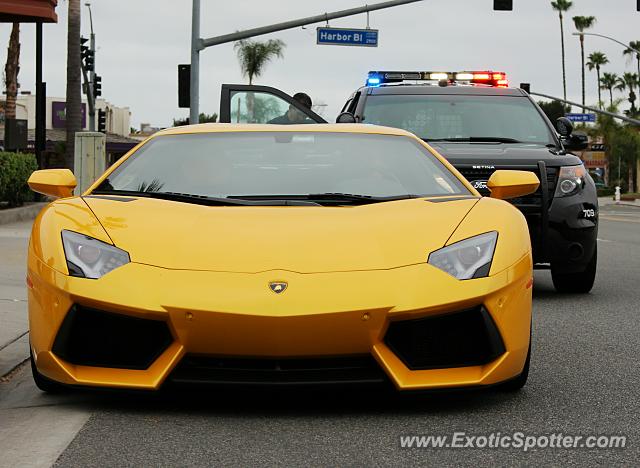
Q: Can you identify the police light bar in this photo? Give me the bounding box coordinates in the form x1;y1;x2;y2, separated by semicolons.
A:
367;71;509;88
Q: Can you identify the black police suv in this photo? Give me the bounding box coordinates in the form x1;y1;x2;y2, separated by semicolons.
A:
218;73;598;293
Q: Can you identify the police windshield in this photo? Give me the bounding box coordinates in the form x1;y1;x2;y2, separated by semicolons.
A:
362;94;555;145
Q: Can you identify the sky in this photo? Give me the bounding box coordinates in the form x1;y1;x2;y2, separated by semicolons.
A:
1;0;638;129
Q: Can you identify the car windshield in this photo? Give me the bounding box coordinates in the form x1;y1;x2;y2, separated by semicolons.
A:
362;94;554;145
93;132;469;201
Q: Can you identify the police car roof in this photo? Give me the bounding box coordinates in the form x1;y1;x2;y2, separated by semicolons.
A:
365;84;526;96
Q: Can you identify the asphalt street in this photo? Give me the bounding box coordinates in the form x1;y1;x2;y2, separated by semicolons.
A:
0;203;639;467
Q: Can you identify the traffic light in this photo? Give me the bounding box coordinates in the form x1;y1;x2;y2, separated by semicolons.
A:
82;48;94;72
638;0;639;11
493;0;513;10
178;64;191;108
97;109;107;133
93;75;102;97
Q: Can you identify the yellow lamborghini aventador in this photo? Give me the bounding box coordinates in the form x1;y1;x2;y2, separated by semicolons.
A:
26;123;539;393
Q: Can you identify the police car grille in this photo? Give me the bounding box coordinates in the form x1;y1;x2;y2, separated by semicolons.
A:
457;167;557;210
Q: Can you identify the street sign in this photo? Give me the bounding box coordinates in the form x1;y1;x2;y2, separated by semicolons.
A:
565;113;596;123
316;27;378;47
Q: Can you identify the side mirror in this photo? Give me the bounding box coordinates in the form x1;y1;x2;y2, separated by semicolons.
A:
555;117;573;137
486;170;540;200
564;131;589;152
28;169;77;198
336;112;356;124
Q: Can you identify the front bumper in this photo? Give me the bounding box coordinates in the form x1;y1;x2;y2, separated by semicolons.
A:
545;184;598;272
28;253;532;392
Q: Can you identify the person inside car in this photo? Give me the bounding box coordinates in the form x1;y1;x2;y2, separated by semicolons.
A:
268;92;313;124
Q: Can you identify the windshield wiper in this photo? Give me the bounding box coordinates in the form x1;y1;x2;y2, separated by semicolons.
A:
228;193;418;205
90;190;259;206
425;137;523;143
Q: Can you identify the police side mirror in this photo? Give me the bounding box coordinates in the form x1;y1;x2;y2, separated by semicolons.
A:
336;112;356;124
555;117;573;137
564;131;589;152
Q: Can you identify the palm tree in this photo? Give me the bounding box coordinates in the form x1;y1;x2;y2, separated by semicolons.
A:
572;15;597;110
551;1;572;101
622;40;640;98
600;72;619;107
615;72;639;113
586;51;608;108
234;39;285;85
233;39;285;123
3;23;20;123
65;0;82;170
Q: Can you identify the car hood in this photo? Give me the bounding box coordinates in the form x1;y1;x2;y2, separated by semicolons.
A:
428;142;581;167
82;196;478;273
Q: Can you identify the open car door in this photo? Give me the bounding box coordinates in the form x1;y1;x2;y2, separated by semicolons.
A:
219;84;327;124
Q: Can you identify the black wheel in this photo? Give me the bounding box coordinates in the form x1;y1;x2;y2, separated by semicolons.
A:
551;246;597;294
499;340;530;392
30;350;65;393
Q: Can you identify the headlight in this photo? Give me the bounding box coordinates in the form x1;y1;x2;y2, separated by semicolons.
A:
61;230;130;279
428;232;498;280
555;164;586;197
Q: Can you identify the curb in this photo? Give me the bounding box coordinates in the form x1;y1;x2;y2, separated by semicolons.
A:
0;333;29;379
0;203;46;225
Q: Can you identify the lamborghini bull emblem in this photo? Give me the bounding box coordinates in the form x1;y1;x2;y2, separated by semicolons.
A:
269;282;288;294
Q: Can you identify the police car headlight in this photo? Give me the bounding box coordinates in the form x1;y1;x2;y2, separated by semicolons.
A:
428;232;498;280
555;164;587;197
62;230;130;279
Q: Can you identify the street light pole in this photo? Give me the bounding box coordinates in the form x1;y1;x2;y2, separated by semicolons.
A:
572;32;639;53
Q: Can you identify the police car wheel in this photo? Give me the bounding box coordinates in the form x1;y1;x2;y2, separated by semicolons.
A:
30;349;65;393
551;246;597;294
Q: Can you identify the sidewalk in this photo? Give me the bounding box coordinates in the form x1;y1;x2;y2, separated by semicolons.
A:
0;221;33;378
597;196;640;208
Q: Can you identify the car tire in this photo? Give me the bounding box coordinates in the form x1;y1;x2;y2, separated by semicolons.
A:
30;350;65;393
551;246;597;294
499;339;530;392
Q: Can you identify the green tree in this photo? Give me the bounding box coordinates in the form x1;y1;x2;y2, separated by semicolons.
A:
600;72;619;107
586;51;608;109
65;0;82;170
551;1;572;101
233;39;285;85
609;126;640;192
3;23;20;122
233;39;285;122
537;100;571;123
615;72;639;114
623;41;640;98
572;15;596;110
173;112;217;126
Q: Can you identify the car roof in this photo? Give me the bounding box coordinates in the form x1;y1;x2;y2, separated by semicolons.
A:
154;123;416;138
365;85;526;96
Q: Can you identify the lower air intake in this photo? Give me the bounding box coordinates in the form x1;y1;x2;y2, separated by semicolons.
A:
169;355;388;386
384;306;505;370
52;305;173;370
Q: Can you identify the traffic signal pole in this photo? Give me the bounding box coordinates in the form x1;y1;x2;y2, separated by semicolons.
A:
190;0;201;125
87;4;96;131
189;0;425;124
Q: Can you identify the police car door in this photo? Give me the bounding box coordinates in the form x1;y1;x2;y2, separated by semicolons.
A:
219;84;327;124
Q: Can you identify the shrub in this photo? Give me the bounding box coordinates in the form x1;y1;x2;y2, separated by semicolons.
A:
596;187;615;198
0;152;38;207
